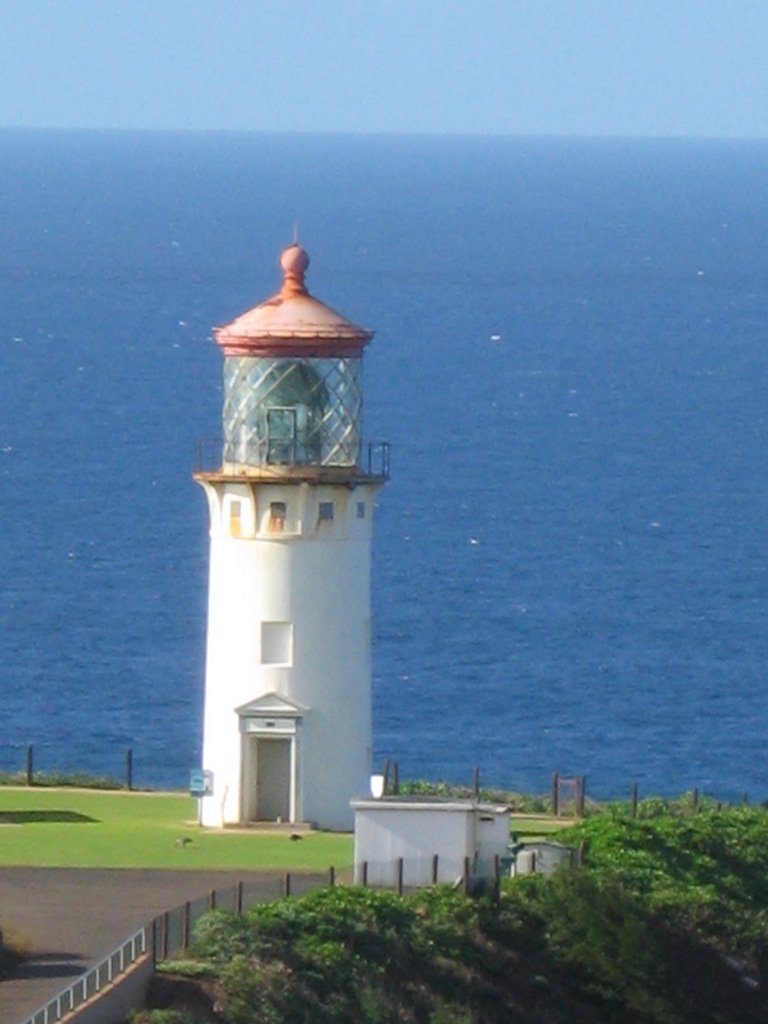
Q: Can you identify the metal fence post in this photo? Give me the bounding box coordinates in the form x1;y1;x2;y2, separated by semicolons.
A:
577;775;586;818
182;901;191;950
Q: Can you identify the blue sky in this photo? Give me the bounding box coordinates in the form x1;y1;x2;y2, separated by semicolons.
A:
1;0;767;137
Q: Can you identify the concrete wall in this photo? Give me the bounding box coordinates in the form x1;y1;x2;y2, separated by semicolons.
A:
59;955;153;1024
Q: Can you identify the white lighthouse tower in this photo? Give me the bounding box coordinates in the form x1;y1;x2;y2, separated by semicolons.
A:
195;243;387;830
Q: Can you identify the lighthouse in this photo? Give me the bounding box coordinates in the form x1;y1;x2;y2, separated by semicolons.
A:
194;243;387;830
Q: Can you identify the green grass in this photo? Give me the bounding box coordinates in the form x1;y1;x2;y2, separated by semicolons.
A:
0;788;352;871
0;788;574;871
511;814;578;840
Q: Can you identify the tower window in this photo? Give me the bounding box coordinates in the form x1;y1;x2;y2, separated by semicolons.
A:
318;501;334;523
356;501;366;519
269;501;287;532
229;500;242;537
261;621;292;665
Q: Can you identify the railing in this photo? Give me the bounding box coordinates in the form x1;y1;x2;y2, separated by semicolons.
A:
18;874;325;1024
195;438;390;480
21;928;148;1024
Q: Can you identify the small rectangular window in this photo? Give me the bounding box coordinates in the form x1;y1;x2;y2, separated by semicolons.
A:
230;500;242;537
356;501;366;519
261;621;292;665
269;501;287;532
318;501;334;522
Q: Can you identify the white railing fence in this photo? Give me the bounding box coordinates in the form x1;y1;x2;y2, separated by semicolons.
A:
21;927;148;1024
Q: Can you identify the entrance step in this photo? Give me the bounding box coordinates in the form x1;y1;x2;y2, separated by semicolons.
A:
226;820;315;833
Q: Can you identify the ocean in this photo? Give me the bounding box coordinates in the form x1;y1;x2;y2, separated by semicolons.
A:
1;130;766;799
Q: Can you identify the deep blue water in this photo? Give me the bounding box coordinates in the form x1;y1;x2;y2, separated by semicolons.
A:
1;130;767;799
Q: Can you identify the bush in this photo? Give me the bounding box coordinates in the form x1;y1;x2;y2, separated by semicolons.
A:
0;771;124;789
155;960;217;979
130;1011;196;1024
190;908;261;962
399;778;551;813
561;806;768;969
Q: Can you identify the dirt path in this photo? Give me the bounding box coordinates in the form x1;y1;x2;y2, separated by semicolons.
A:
0;867;282;1023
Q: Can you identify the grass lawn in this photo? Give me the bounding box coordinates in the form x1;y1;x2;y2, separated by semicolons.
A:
511;815;578;841
0;788;353;871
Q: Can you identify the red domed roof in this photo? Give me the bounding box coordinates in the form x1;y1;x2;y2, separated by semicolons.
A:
214;244;373;357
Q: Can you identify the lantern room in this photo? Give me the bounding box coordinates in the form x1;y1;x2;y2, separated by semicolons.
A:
213;243;374;475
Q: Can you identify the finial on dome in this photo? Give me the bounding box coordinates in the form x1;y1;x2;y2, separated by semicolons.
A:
279;242;310;295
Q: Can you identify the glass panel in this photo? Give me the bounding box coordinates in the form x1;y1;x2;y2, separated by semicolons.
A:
223;357;362;468
266;408;296;465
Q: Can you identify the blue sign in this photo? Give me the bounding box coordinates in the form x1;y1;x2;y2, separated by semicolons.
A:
190;769;214;797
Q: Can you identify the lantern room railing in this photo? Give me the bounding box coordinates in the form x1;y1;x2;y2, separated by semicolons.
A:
195;438;390;481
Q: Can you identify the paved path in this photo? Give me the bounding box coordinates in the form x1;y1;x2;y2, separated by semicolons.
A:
0;867;283;1023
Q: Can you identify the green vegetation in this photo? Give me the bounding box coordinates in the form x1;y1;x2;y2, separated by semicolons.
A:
0;788;351;871
399;778;552;814
4;781;767;1021
142;804;768;1024
564;804;768;971
0;770;126;789
399;779;578;840
511;815;573;840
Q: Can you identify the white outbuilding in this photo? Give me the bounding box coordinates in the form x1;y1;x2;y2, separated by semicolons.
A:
352;797;511;887
195;243;388;830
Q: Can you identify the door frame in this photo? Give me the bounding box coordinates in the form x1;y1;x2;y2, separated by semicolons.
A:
237;695;305;824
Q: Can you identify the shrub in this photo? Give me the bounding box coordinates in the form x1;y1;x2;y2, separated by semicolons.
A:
130;1011;196;1024
561;806;768;970
190;908;260;962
